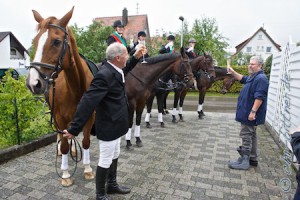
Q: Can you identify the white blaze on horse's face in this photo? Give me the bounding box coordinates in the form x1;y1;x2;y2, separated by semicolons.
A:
28;30;48;92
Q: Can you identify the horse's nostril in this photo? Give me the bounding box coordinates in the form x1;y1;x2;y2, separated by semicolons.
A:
36;80;42;88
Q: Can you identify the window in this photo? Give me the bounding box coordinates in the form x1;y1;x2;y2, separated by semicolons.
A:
246;47;252;52
258;35;262;40
266;47;272;53
261;46;264;51
10;48;17;55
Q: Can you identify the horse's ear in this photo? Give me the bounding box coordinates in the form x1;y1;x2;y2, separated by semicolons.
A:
32;10;44;23
58;6;74;28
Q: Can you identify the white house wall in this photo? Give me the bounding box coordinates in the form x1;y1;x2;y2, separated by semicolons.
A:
0;35;29;69
240;30;280;61
266;41;300;149
0;36;10;67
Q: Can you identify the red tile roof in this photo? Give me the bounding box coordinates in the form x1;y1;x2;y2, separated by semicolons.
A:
95;14;150;42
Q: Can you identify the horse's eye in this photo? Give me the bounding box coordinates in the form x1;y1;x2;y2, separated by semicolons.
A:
53;39;61;47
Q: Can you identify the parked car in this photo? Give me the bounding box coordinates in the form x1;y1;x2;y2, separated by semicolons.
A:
0;68;28;81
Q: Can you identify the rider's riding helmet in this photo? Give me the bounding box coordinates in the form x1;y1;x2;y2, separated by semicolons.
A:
188;38;196;43
167;35;175;41
113;20;124;28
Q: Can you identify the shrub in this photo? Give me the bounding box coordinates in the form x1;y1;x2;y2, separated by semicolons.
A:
0;70;52;149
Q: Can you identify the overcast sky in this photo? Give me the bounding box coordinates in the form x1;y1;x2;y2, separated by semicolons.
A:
1;0;299;50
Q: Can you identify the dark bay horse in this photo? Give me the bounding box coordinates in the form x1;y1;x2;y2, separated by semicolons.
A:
196;66;236;119
124;48;193;150
145;55;215;127
25;7;94;186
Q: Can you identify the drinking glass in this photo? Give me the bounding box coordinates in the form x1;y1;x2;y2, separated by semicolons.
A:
139;40;147;64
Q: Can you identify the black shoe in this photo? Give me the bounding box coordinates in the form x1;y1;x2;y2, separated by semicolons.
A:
160;122;165;128
96;194;109;200
250;160;258;167
107;184;131;194
107;159;131;194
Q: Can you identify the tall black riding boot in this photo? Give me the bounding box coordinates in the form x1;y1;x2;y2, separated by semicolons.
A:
106;159;131;194
96;166;109;200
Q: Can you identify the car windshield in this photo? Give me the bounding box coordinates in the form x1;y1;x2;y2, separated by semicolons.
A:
0;68;28;80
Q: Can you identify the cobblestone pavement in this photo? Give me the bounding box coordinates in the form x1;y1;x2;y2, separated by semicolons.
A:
0;111;297;200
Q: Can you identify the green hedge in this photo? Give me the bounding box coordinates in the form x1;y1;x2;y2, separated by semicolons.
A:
0;70;52;149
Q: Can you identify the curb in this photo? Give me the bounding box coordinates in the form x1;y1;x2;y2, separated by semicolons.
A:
0;133;56;164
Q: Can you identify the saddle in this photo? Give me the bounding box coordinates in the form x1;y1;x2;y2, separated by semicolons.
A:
79;53;99;77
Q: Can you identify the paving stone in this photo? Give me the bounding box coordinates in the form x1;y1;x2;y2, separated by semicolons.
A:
0;111;298;199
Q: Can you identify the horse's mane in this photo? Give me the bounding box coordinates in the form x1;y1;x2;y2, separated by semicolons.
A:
36;17;57;31
145;53;180;64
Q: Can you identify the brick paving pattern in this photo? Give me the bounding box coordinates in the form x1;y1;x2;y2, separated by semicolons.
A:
0;111;297;199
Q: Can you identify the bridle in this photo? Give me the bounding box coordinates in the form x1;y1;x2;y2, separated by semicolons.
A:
179;57;193;84
27;23;70;130
28;24;82;176
27;24;69;84
195;55;214;81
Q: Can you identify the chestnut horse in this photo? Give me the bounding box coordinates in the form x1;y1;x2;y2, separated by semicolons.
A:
145;54;215;127
124;48;194;149
26;7;94;186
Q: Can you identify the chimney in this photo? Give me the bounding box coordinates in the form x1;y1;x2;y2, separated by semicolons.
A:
122;8;128;26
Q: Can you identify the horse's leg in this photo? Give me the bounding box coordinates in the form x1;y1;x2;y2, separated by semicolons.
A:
197;87;207;119
171;89;179;123
156;92;165;128
59;135;73;186
134;107;144;147
178;88;188;122
163;91;169;114
145;93;155;129
125;104;134;151
82;118;95;180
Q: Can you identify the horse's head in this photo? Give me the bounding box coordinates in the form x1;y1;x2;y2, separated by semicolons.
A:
191;53;216;82
221;76;236;94
26;7;74;94
173;47;194;87
203;53;216;80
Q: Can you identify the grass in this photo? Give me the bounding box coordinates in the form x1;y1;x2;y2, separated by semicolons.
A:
168;91;239;98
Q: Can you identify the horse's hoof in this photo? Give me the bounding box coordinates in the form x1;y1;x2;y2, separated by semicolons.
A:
172;119;178;123
61;178;73;187
136;141;143;147
198;115;204;119
160;122;165;128
146;122;152;129
165;110;169;114
126;145;134;151
84;172;95;180
179;119;185;122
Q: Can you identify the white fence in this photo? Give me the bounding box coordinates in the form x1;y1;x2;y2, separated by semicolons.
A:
266;41;300;149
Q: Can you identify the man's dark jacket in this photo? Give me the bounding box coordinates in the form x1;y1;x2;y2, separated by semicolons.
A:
67;57;139;141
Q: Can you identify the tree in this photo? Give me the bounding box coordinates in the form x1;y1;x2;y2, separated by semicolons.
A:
231;52;252;66
71;21;114;63
264;54;272;80
188;17;229;66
